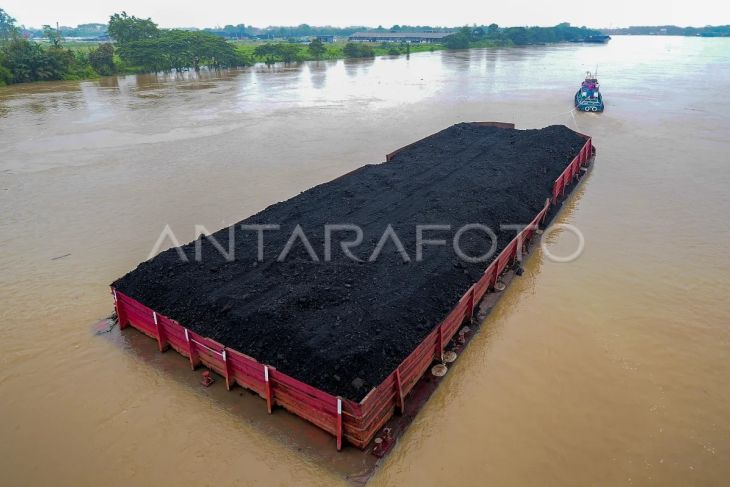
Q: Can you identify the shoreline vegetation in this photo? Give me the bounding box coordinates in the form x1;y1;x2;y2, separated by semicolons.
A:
3;9;724;87
0;10;605;87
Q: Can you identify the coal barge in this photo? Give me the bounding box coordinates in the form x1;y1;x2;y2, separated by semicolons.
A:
111;122;595;451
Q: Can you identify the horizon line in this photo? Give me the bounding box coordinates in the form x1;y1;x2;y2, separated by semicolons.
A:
12;19;730;31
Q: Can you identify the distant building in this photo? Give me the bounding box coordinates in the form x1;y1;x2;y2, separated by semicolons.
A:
348;31;453;43
314;35;334;43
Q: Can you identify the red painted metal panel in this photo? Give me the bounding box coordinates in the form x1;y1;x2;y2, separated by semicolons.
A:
552;136;592;203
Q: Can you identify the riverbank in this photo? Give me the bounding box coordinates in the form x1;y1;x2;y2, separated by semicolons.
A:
2;10;603;86
0;38;519;88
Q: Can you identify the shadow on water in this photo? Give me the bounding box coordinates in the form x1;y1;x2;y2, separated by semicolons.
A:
308;61;334;90
344;57;375;78
254;62;304;74
97;76;120;89
440;48;478;71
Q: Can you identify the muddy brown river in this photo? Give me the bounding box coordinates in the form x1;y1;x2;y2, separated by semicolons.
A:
1;36;729;486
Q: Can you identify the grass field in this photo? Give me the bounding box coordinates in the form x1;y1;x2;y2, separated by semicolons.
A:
55;38;509;65
232;39;445;62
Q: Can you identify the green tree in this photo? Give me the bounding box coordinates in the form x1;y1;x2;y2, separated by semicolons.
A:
43;25;62;48
0;62;11;85
308;38;326;60
343;42;374;58
487;23;500;38
504;27;529;45
118;30;246;72
89;43;115;75
1;37;70;82
444;26;471;49
254;43;278;64
277;43;301;62
254;42;302;64
0;7;17;43
63;48;97;80
108;12;159;44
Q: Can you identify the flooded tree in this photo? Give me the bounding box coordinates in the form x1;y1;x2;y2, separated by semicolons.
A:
308;38;326;60
107;12;159;44
89;43;115;76
343;42;374;58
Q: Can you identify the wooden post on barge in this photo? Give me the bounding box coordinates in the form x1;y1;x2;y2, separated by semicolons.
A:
112;289;129;330
395;368;405;415
152;311;169;352
184;328;200;369
465;286;476;320
222;349;233;390
336;397;343;451
541;199;551;224
520;230;529;257
264;365;274;414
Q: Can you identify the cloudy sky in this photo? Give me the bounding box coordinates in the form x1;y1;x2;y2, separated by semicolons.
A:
3;0;729;28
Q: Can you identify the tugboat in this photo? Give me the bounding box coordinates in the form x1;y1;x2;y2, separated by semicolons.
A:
575;71;604;112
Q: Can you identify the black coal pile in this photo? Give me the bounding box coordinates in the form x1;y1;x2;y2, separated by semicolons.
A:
113;123;587;401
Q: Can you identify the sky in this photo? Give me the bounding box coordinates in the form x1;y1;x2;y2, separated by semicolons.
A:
3;0;730;29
